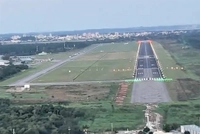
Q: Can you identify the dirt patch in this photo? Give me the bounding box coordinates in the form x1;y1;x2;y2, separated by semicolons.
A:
178;78;200;100
45;84;110;102
115;83;129;105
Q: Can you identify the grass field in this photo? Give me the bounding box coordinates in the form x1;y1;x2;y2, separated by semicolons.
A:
153;40;200;101
156;100;200;126
33;42;138;83
152;41;189;79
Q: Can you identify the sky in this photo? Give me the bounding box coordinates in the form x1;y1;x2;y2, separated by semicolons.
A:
0;0;200;34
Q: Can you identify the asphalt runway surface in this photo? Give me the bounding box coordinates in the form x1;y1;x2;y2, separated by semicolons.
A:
131;41;171;103
9;44;103;87
135;41;162;79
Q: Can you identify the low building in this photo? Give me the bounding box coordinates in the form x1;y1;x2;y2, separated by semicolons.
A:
38;51;47;56
19;58;33;64
0;60;10;66
181;125;200;134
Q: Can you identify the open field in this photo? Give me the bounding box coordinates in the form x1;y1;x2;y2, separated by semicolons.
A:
0;83;111;103
152;41;189;79
154;40;200;101
33;42;138;83
156;101;200;126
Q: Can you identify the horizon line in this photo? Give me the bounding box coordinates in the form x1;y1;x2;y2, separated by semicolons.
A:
1;23;200;35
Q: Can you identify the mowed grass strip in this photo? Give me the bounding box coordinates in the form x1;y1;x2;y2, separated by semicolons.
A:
76;59;134;81
33;42;138;83
152;42;188;79
90;42;138;54
33;60;94;83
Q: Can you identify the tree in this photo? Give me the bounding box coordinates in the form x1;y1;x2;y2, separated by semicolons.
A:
138;130;146;134
2;55;10;60
149;131;153;134
143;126;150;133
184;131;190;134
24;128;40;134
163;124;171;132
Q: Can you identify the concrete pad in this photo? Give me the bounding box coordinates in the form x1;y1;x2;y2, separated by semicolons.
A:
131;81;171;103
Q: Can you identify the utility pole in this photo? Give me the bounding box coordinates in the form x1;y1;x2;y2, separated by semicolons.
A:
36;46;39;52
12;129;15;134
111;123;113;133
68;126;71;134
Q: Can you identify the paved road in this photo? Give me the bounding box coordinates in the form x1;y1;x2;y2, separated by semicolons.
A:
9;80;126;87
9;44;103;87
131;41;171;103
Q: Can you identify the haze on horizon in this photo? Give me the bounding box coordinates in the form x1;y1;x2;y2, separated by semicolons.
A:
0;0;200;34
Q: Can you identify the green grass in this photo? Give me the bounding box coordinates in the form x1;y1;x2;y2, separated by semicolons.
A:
0;87;48;100
0;62;54;85
80;106;145;132
0;82;145;132
156;100;200;125
33;42;138;83
152;42;189;79
153;41;200;101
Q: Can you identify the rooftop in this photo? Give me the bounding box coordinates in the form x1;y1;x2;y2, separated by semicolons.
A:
181;125;200;132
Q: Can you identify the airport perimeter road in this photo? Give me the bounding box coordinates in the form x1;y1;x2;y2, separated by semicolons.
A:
9;44;103;87
9;80;126;87
131;41;171;104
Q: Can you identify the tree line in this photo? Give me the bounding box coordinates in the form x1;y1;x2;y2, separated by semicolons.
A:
0;65;28;81
0;99;87;134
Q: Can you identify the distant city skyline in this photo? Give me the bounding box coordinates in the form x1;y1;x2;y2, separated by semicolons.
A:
0;0;200;34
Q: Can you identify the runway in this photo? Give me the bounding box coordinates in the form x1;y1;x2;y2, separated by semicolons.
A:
9;44;103;87
131;41;171;104
135;41;163;79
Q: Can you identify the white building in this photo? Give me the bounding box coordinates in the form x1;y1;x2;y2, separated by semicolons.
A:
0;60;10;66
181;125;200;134
38;51;47;56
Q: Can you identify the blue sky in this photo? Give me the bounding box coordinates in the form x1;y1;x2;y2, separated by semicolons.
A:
0;0;200;33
